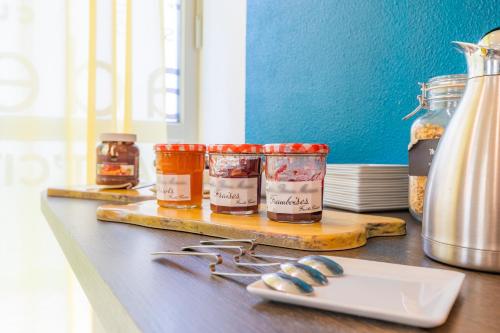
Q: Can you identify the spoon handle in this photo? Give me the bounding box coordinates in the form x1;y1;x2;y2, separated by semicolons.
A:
133;182;155;190
250;253;298;261
211;272;262;277
184;244;280;267
234;262;281;267
151;251;223;272
200;238;257;251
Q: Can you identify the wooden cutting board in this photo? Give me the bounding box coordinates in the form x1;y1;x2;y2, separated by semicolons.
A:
97;200;406;251
47;185;155;203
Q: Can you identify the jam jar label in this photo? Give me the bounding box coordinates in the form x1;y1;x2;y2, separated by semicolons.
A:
97;163;135;176
266;180;322;214
209;177;258;207
156;174;191;201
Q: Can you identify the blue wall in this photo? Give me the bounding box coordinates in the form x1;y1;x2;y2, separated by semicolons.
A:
246;0;500;163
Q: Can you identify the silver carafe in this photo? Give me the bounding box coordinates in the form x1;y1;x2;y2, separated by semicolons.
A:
423;28;500;272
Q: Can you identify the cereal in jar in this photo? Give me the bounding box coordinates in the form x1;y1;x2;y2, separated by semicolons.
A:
405;74;466;221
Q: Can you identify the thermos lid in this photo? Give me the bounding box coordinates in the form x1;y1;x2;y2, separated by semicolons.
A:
453;28;500;78
479;27;500;47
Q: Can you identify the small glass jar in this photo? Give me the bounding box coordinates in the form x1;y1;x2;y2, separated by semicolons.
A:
263;143;329;223
154;144;206;208
208;144;263;215
405;74;466;221
96;133;139;187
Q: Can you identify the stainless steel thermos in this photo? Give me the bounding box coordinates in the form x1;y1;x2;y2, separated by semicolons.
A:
423;28;500;272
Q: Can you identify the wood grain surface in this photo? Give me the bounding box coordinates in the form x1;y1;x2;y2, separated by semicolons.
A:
96;199;406;251
47;185;155;203
41;193;500;333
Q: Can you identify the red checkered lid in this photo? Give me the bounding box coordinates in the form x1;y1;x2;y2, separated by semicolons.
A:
263;143;329;154
208;144;263;154
154;144;206;152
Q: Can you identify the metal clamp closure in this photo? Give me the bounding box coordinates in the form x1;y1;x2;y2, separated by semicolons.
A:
403;82;466;120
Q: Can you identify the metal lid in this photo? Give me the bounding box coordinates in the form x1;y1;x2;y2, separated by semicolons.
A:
479;27;500;47
100;133;137;142
263;143;329;155
154;144;206;152
208;144;263;154
453;28;500;78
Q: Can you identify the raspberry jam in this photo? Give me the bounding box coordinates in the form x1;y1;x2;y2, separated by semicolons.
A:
263;144;329;223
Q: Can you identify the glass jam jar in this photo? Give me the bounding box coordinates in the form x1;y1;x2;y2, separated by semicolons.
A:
154;144;206;208
404;74;466;221
208;144;263;215
96;133;139;187
263;143;329;223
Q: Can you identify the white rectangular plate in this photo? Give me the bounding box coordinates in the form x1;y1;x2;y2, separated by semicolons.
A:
324;197;408;204
325;178;409;186
326;173;409;178
247;256;464;328
323;189;408;199
323;203;409;212
324;201;409;208
327;164;408;170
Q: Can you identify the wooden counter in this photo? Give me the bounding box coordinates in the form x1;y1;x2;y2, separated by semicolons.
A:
41;193;500;333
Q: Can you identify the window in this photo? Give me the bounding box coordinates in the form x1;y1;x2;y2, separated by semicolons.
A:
163;0;180;123
162;0;200;143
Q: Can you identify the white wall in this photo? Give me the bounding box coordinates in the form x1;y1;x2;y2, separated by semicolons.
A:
198;0;246;144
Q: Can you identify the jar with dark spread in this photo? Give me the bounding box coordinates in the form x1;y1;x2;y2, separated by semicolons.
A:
208;144;262;215
263;143;329;223
155;144;206;208
96;133;139;187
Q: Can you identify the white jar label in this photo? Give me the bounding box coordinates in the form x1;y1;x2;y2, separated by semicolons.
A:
210;177;258;207
156;174;191;201
266;180;322;214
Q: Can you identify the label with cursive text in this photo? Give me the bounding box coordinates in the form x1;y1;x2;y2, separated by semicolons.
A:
210;177;258;207
266;180;322;214
156;174;191;201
